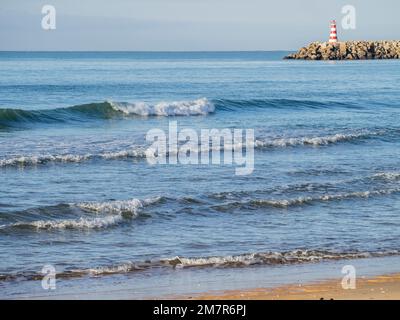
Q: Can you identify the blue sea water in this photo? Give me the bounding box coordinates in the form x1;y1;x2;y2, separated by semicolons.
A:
1;51;400;298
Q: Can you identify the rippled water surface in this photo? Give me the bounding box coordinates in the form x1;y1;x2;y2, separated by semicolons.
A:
1;52;400;296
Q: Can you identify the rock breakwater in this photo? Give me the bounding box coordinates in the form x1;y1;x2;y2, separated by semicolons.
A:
285;41;400;60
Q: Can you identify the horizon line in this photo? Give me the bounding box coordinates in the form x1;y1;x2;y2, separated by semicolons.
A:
0;50;294;53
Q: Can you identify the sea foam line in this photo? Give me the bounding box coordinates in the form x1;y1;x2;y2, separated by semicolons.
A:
77;249;399;277
76;197;162;216
13;216;124;230
0;148;148;167
0;130;382;168
210;187;400;211
162;250;382;267
1;197;162;231
254;131;382;148
108;98;215;116
372;172;400;181
3;249;397;282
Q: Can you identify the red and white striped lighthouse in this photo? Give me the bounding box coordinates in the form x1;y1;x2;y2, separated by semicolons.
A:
329;20;338;43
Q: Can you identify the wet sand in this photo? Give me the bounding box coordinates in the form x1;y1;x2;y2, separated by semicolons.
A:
181;273;400;300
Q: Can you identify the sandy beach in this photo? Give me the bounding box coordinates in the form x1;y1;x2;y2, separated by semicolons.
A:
182;273;400;300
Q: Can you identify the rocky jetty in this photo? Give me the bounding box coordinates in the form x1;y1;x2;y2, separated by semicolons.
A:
284;41;400;60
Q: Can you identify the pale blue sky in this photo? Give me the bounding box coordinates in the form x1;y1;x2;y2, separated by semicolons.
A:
0;0;399;51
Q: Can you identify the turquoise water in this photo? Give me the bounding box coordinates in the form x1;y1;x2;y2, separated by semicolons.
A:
1;52;400;297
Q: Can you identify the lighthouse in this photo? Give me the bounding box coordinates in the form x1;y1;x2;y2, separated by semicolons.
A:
329;20;338;43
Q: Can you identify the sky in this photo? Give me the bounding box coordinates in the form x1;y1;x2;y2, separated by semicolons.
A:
0;0;399;51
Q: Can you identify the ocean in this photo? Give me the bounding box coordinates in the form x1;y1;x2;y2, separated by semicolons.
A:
1;51;400;298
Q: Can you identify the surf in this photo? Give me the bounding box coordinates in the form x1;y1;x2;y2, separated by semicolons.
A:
0;97;374;131
0;130;385;168
0;98;215;130
1;249;398;283
0;196;163;231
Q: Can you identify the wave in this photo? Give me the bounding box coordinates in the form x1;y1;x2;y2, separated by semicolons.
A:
0;98;214;129
255;131;382;148
0;148;148;167
161;250;397;268
76;250;378;277
213;98;361;111
0;97;373;130
1;249;397;282
0;197;163;231
76;197;162;216
0;102;116;128
212;187;400;211
109;98;214;116
372;172;400;181
206;169;400;202
3;180;398;232
6;216;124;230
0;130;382;168
201;130;380;152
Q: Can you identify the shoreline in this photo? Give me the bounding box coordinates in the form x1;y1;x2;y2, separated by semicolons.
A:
181;273;400;300
8;272;400;300
3;255;400;299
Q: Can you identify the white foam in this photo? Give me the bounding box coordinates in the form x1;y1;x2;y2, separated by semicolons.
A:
100;148;147;160
0;130;381;168
83;263;138;276
60;250;381;278
109;98;215;116
255;131;379;148
164;254;261;267
320;188;400;200
192;131;380;154
0;148;147;167
252;197;313;208
161;250;379;268
11;215;123;230
251;188;400;208
3;197;162;231
76;197;161;216
3;250;398;282
0;154;91;167
373;172;400;181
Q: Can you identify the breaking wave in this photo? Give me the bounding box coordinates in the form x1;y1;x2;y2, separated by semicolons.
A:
161;250;397;268
0;148;148;167
0;98;214;129
254;131;382;148
0;130;383;168
1;249;398;282
0;98;380;130
108;98;214;116
7;216;124;230
213;187;400;211
76;197;162;216
0;197;163;231
372;172;400;181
